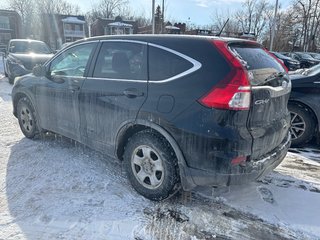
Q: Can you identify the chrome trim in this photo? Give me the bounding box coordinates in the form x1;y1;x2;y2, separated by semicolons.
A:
314;81;320;84
148;43;202;83
242;81;292;98
99;39;148;45
86;77;146;83
83;40;202;83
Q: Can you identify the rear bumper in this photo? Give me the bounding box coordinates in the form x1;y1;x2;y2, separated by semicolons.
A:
180;133;291;190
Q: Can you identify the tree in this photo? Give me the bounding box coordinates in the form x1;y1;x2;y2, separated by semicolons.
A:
88;0;129;20
7;0;35;37
37;0;80;15
235;0;272;40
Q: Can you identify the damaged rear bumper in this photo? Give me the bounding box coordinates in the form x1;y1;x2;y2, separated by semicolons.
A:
180;133;291;190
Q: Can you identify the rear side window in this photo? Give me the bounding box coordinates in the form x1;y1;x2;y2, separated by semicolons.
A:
93;42;147;80
149;46;193;81
230;45;284;85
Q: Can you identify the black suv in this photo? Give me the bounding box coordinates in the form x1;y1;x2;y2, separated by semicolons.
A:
12;35;291;200
289;64;320;146
270;51;300;70
283;52;319;68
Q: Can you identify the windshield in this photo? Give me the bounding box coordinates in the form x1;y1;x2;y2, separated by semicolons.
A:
9;41;52;54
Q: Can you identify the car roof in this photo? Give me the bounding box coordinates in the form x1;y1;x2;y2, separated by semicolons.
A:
9;39;45;44
69;34;261;47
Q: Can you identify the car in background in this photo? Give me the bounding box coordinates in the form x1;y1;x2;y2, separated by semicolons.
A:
289;64;320;146
4;39;54;84
309;52;320;60
283;52;320;68
270;51;300;70
12;35;291;200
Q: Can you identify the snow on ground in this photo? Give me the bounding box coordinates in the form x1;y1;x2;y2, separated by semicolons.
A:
0;73;320;239
0;55;4;79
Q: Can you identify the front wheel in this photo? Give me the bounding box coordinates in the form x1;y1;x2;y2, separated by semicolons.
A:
124;131;179;201
17;97;39;139
289;104;316;146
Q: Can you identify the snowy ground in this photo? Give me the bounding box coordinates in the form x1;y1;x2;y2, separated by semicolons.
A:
0;60;320;239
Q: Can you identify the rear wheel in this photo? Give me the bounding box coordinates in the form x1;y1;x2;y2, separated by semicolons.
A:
289;104;316;146
8;75;14;84
124;131;179;201
17;97;39;139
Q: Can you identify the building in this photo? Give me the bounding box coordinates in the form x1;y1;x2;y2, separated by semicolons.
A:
91;16;137;37
41;14;87;50
0;10;22;51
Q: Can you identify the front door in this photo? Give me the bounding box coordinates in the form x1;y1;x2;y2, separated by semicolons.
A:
36;43;97;140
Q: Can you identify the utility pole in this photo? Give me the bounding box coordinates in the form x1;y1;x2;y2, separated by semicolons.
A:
152;0;155;34
162;0;164;33
270;0;279;51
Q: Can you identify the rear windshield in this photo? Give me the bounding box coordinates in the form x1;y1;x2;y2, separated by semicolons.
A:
229;44;284;85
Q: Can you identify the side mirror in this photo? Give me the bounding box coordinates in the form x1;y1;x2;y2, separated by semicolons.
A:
32;64;47;77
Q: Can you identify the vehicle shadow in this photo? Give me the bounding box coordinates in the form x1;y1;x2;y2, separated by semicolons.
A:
0;78;12;102
289;140;320;162
4;134;320;239
4;134;151;239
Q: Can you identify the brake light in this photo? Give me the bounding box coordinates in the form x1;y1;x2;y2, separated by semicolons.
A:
231;156;247;166
264;49;288;73
199;40;251;110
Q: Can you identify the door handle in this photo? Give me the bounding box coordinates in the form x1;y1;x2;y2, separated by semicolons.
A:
123;88;144;98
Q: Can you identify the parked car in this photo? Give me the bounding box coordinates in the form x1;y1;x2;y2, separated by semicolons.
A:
4;39;54;84
283;52;320;68
289;64;320;146
308;52;320;60
12;35;291;200
270;51;300;70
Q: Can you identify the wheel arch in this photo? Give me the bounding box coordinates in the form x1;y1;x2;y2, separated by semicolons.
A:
115;120;197;191
13;91;33;117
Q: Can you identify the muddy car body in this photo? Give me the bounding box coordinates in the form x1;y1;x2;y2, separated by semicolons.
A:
12;35;291;200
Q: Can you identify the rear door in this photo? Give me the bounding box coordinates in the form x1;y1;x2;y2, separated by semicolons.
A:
229;43;291;159
79;41;148;151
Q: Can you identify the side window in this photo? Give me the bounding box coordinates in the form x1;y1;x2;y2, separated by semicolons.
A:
93;42;147;80
149;46;193;81
50;43;95;77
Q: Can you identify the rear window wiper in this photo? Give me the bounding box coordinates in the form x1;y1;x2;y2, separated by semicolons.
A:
263;72;286;83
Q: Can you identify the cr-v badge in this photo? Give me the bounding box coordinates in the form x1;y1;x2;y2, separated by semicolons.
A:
255;99;270;105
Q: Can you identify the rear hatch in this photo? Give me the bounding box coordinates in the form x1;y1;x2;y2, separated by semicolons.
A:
228;42;291;159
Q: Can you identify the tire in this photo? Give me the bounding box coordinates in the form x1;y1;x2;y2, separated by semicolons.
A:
8;75;14;84
124;130;179;201
289;104;316;146
17;97;39;139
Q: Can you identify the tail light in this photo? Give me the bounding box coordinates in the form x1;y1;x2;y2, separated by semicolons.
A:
199;40;251;110
231;156;247;166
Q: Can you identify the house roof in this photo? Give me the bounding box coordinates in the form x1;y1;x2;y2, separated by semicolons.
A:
62;17;85;24
108;22;133;27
